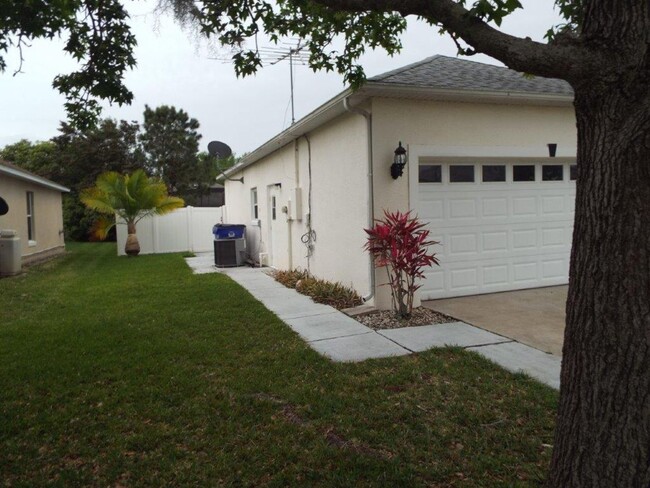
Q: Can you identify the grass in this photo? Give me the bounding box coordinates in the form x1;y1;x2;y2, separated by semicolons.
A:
271;268;363;310
0;243;558;486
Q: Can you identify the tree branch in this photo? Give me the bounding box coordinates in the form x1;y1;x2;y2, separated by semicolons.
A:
311;0;602;82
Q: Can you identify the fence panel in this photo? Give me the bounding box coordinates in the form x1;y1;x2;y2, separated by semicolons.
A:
116;207;224;256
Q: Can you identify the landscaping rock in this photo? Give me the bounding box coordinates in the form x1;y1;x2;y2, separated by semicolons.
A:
355;307;456;330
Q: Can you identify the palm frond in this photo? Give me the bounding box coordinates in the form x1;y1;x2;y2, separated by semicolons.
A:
81;170;185;233
89;215;116;241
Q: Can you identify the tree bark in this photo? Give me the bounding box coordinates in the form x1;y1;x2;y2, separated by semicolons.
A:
548;71;650;486
125;221;140;256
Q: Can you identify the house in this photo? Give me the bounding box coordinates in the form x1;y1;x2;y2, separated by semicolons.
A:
195;183;225;207
223;55;577;309
0;161;70;267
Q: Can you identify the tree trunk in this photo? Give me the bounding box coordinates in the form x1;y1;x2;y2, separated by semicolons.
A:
124;221;140;256
548;74;650;486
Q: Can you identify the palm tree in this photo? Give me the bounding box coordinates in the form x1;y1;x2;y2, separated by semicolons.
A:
81;170;184;255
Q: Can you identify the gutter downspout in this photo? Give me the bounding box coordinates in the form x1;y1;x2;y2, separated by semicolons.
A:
343;96;375;303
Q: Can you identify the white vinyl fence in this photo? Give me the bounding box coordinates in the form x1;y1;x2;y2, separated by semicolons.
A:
116;206;225;256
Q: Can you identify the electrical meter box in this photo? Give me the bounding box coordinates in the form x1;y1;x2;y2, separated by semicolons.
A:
288;187;302;221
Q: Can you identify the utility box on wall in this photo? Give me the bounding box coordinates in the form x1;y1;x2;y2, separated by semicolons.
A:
288;187;302;221
0;229;22;276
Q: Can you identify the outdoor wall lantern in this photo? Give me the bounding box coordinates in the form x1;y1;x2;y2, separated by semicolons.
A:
391;141;407;179
548;143;557;158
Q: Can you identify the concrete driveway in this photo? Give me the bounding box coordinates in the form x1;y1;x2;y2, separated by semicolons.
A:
423;286;567;356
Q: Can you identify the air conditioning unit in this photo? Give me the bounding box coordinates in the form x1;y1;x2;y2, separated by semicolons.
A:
214;238;246;267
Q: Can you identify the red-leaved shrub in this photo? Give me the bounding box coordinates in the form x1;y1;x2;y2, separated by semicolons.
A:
364;210;439;318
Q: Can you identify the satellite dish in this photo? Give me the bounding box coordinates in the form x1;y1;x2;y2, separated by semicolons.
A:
0;197;8;216
208;141;232;159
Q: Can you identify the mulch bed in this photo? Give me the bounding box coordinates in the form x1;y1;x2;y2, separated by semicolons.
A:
354;306;456;330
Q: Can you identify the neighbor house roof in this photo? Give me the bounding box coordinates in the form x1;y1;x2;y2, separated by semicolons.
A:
0;160;70;193
225;55;574;178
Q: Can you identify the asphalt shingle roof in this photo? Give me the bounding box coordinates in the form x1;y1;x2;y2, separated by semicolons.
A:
369;55;573;96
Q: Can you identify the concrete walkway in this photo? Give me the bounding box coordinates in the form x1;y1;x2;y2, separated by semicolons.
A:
185;253;561;389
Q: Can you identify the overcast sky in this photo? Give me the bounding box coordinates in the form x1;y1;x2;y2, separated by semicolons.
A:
0;1;562;156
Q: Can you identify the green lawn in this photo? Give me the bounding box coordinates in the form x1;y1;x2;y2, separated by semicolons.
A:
0;243;557;486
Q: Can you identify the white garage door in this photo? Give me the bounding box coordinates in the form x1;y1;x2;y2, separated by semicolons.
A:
416;160;576;300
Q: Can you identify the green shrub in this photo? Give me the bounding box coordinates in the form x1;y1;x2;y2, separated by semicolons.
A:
270;268;310;289
270;269;362;310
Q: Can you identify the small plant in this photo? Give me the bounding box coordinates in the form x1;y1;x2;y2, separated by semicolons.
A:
270;268;310;289
364;210;439;319
270;269;362;310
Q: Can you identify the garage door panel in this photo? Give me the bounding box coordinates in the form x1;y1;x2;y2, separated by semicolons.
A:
482;197;508;218
542;258;567;279
512;228;538;250
542;195;566;214
513;261;539;283
449;233;478;255
418;194;445;221
450;268;478;291
448;198;477;219
483;264;509;286
567;196;575;213
422;269;445;293
541;227;566;248
417;161;575;299
482;231;508;252
418;252;571;300
512;196;538;217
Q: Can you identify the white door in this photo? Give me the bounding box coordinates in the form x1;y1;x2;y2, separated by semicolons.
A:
267;185;287;268
416;160;576;300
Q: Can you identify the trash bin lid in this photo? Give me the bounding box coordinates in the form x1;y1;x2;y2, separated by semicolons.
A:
0;229;17;238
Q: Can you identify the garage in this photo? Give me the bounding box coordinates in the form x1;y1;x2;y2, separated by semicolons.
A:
416;159;576;300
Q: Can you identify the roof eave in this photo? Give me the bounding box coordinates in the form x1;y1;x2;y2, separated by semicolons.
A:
363;82;575;106
225;87;364;178
0;165;71;193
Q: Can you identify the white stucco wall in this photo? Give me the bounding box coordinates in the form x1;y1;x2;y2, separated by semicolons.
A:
0;175;66;263
226;96;578;310
370;97;578;308
225;111;371;295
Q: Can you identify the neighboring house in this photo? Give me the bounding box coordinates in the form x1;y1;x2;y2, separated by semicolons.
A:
0;161;70;266
195;183;225;207
223;55;577;309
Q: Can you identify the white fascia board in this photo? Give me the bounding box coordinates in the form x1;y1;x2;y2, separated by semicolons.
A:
364;82;575;106
0;165;70;193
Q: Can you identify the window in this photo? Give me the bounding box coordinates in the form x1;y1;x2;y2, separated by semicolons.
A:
570;164;578;181
513;165;536;182
26;191;35;242
449;165;475;183
482;165;506;182
251;188;258;219
543;165;564;181
271;196;277;220
419;165;442;183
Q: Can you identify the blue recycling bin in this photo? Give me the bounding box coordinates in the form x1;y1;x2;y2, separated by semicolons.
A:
212;224;246;240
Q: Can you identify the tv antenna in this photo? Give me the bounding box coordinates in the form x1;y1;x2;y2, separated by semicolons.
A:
209;39;310;125
258;39;309;125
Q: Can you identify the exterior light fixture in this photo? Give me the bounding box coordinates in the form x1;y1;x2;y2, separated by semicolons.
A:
548;143;557;158
391;141;407;179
